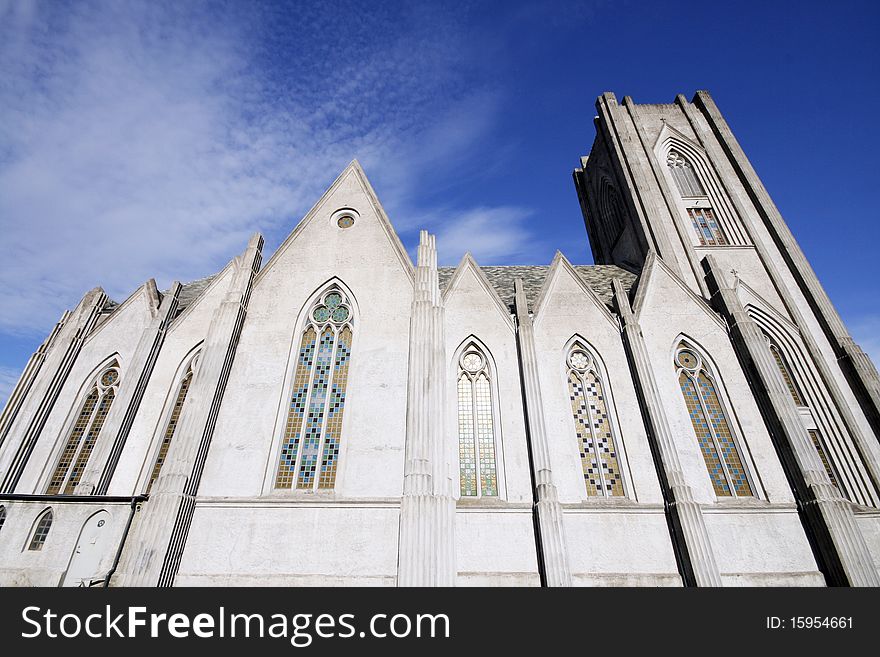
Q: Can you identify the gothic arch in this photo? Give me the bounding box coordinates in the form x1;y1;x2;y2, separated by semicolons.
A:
40;354;122;495
562;335;632;498
451;336;506;499
654;125;749;246
265;278;358;492
139;343;204;493
61;509;112;587
24;507;53;552
746;304;879;506
672;334;758;498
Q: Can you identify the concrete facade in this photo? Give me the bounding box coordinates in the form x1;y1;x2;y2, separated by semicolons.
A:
0;91;877;586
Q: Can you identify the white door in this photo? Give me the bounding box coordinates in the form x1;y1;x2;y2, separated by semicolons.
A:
62;510;111;587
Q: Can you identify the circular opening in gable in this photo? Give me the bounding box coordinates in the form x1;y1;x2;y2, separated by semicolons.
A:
331;207;359;230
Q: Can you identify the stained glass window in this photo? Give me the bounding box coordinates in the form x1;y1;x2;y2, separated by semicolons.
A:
457;345;498;497
47;362;120;495
667;151;705;197
676;343;752;497
28;509;53;551
687;208;727;246
274;289;353;490
667;150;728;246
567;343;625;497
147;353;199;493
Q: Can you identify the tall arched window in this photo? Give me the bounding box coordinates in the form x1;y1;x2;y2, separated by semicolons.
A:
146;351;200;493
28;509;53;551
456;343;498;497
666;150;727;246
675;342;752;497
47;361;120;495
769;341;839;489
566;341;625;497
274;287;353;490
0;505;6;534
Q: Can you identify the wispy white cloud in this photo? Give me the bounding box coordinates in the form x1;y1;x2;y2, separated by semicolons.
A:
0;366;20;408
0;1;538;344
433;205;543;265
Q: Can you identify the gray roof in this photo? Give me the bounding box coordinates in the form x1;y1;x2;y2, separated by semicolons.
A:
437;264;636;313
172;275;217;318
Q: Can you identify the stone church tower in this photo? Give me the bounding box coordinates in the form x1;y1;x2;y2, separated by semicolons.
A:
0;91;878;587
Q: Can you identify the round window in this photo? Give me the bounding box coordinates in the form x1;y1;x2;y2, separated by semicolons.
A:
677;349;698;370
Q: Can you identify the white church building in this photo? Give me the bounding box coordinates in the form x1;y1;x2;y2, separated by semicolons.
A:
0;90;879;587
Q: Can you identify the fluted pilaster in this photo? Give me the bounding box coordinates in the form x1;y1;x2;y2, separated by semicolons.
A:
398;231;456;586
76;280;181;495
111;234;262;587
513;278;572;587
703;256;879;587
612;278;722;586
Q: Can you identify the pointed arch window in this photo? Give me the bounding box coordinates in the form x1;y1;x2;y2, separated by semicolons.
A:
47;361;120;495
28;509;53;551
566;342;625;497
675;343;752;497
768;341;840;489
457;343;498;497
666;150;727;246
147;352;200;493
274;288;353;490
0;505;6;534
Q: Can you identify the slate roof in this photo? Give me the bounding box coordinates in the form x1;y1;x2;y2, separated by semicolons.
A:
437;264;636;313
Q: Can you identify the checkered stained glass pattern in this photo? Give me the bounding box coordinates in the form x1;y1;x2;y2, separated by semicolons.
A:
319;326;351;489
274;289;353;491
47;390;98;494
297;327;335;489
568;368;624;497
680;372;729;496
147;366;194;493
697;373;751;496
275;328;317;488
65;389;115;494
46;362;120;495
28;510;53;551
676;343;753;497
457;346;498;498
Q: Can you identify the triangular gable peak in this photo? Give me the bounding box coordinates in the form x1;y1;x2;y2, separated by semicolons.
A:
532;251;617;328
652;121;706;160
84;281;158;346
441;252;514;329
632;251;725;329
255;160;414;285
736;278;800;337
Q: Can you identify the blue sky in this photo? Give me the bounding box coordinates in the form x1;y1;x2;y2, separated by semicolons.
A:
0;0;878;402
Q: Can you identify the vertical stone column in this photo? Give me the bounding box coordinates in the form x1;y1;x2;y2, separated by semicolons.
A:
703;256;879;586
398;231;456;587
0;287;108;493
612;278;722;587
513;279;572;587
0;310;69;451
76;280;181;495
111;234;262;587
